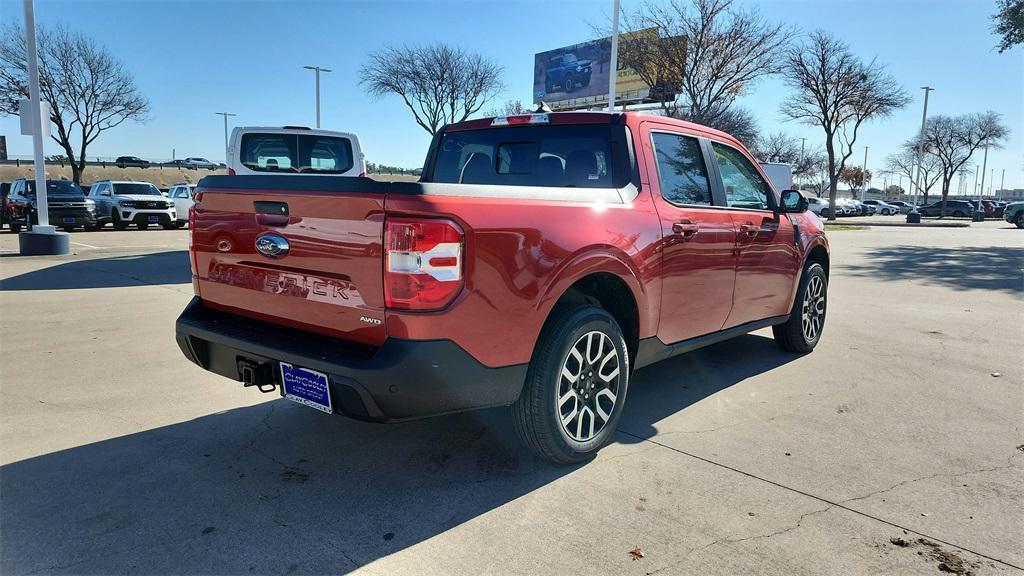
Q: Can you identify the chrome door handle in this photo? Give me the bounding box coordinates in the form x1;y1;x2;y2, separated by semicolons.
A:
740;223;761;236
672;221;699;237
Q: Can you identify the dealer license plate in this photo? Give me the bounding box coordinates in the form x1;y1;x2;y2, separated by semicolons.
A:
280;362;333;414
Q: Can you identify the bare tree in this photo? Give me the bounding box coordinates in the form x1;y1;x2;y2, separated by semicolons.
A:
0;25;149;184
750;131;824;186
920;112;1009;216
360;44;503;135
487;99;529;117
751;131;800;162
991;0;1024;53
884;143;941;204
616;0;789;135
779;31;909;220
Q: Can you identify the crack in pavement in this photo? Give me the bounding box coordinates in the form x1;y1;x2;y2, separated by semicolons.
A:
839;451;1023;507
644;505;836;576
617;429;1024;572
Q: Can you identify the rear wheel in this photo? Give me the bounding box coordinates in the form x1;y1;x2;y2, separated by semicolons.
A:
773;263;827;354
512;305;629;464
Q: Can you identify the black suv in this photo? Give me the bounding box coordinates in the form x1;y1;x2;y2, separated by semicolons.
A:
116;156;151;168
4;179;97;232
917;200;977;217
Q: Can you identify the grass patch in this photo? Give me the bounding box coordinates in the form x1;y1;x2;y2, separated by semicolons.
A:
823;224;865;231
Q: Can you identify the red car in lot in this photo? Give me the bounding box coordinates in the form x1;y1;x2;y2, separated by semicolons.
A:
176;111;830;463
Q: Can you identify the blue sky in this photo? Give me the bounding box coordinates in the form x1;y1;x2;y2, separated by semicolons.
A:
2;0;1022;191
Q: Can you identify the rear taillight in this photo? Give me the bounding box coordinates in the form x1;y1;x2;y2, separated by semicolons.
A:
188;203;198;280
384;217;464;310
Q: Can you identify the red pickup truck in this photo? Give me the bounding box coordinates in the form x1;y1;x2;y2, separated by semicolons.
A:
176;112;829;463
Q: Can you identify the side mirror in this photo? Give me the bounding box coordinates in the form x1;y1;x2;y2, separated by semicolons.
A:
779;189;808;213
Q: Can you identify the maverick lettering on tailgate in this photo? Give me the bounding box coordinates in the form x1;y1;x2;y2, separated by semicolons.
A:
208;262;365;307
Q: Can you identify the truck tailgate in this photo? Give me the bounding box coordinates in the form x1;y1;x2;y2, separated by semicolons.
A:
191;177;387;346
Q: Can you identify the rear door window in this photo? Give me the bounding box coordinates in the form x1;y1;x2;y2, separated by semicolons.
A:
430;124;625;188
650;132;712;206
240;133;354;174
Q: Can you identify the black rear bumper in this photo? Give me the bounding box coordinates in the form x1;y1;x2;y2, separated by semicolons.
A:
175;298;527;421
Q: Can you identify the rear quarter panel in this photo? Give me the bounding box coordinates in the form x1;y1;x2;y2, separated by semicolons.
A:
384;189;663;368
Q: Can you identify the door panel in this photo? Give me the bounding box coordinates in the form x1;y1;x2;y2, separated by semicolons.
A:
642;124;738;344
707;141;800;327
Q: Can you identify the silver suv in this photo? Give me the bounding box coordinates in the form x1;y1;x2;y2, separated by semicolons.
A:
88;180;176;230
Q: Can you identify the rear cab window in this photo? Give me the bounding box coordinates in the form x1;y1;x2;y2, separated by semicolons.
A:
240;133;355;174
427;123;631;189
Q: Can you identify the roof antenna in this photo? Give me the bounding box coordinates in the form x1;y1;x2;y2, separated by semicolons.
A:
535;102;553;113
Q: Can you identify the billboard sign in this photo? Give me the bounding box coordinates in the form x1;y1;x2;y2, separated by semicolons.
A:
533;30;659;109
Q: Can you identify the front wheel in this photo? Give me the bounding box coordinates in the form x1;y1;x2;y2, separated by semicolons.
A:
1016;213;1024;229
773;263;827;353
512;305;629;464
137;222;149;230
112;210;128;230
162;223;177;230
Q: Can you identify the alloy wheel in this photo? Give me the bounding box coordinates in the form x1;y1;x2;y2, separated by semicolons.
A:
801;275;826;343
556;331;621;442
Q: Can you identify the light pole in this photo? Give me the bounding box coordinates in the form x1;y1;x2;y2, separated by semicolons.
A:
303;65;332;128
861;146;869;199
976;143;989;219
911;86;933;212
607;0;621;111
799;137;806;187
215;112;236;160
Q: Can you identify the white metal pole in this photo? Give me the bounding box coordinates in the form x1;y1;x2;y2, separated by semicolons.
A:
23;0;51;231
607;0;620;111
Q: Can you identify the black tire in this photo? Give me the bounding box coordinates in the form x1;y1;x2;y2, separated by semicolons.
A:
512;305;630;464
112;210;128;230
953;210;966;218
137;222;149;230
10;221;21;233
1016;213;1024;229
162;222;176;230
174;221;186;229
62;226;74;233
564;77;574;93
773;263;828;354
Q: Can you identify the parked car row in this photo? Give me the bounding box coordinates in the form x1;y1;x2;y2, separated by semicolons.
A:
805;197;903;218
114;155;224;170
1;178;195;232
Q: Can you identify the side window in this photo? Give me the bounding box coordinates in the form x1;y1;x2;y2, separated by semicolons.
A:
651;132;712;206
712;143;771;210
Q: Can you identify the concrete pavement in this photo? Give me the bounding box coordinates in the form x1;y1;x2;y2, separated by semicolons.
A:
0;223;1021;575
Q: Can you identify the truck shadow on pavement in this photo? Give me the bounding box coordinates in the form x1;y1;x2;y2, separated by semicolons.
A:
839;245;1021;294
0;335;794;575
0;250;191;290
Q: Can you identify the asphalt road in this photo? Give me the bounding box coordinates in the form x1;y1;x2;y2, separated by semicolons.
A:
1;222;1021;575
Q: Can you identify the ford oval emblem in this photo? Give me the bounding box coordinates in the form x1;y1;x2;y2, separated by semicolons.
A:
255;233;289;258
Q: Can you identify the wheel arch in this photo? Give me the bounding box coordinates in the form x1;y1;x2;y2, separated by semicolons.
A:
536;255;647;368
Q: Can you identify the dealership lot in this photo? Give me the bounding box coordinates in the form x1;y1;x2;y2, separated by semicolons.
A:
0;223;1021;575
